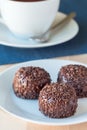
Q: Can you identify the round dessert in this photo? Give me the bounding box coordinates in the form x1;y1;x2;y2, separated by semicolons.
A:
57;64;87;98
13;66;51;99
39;83;77;118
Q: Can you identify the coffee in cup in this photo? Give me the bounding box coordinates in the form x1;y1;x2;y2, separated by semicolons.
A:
13;0;45;2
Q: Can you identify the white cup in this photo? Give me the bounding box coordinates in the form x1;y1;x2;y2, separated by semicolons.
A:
0;0;60;39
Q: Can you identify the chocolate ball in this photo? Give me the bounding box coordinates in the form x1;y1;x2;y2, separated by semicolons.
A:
39;83;77;118
57;64;87;98
13;66;51;99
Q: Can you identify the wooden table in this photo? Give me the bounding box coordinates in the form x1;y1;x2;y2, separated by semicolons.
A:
0;54;87;130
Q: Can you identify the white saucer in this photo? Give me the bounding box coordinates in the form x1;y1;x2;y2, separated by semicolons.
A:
0;12;79;48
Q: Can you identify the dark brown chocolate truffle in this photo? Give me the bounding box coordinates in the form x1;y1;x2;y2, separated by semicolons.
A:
58;64;87;98
39;83;77;118
13;66;51;99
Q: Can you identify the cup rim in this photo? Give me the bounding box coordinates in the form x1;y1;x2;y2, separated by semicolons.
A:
8;0;57;4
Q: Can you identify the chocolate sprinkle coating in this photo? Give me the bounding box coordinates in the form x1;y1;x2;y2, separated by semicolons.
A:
13;66;51;99
57;64;87;98
39;83;77;118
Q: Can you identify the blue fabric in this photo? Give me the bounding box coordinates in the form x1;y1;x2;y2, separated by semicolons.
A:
0;0;87;65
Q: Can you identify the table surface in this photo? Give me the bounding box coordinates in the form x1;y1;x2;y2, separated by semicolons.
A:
0;54;87;130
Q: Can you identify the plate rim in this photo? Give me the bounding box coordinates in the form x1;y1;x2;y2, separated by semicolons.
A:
0;59;87;126
0;12;79;48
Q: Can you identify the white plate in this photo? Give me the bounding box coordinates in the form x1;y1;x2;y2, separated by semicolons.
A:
0;12;79;48
0;59;87;126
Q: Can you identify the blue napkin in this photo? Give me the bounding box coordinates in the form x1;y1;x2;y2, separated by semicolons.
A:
0;0;87;65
